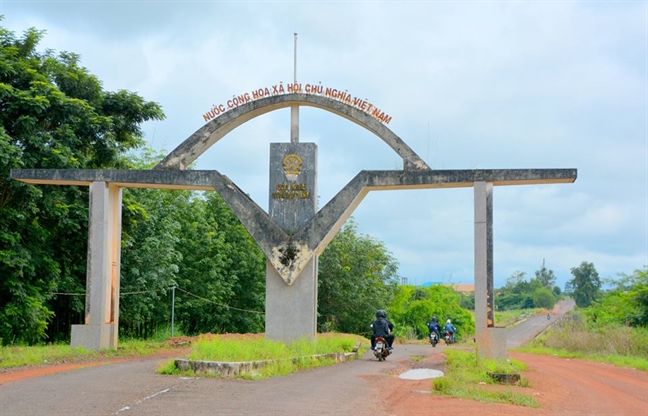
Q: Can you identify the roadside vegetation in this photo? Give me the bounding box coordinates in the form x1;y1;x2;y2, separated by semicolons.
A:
157;333;368;379
432;349;538;408
519;266;648;371
0;338;176;370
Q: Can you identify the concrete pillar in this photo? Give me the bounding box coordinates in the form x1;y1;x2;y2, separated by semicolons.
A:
266;143;318;342
71;182;122;350
474;181;506;359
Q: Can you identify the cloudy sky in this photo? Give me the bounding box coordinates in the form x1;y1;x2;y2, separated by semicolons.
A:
2;1;646;290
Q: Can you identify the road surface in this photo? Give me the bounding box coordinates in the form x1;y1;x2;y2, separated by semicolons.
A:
506;299;575;348
2;299;645;416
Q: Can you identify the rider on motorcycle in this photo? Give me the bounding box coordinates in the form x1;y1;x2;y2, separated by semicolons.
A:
371;310;395;351
444;319;457;342
427;316;442;342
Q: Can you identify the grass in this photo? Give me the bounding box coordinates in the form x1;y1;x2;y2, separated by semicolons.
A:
188;333;365;361
432;348;538;408
518;317;648;371
494;308;546;327
158;332;369;379
0;339;174;370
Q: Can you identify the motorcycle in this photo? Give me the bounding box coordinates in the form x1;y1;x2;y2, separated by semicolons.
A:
444;330;454;345
429;332;439;347
373;336;391;361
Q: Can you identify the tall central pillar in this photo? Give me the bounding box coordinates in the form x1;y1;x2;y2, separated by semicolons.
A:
266;143;318;342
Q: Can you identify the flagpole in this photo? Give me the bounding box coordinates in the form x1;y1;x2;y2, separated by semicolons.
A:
290;33;299;143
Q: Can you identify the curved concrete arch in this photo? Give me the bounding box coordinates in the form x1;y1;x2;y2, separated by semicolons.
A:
155;93;430;171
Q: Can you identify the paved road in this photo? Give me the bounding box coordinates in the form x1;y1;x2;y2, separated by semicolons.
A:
506;299;575;348
0;344;438;416
0;301;576;416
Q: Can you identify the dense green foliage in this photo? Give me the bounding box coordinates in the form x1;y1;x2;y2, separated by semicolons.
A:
388;284;474;340
526;268;648;370
495;269;557;311
583;266;647;328
0;18;401;344
317;219;399;336
111;149;267;338
567;261;601;308
0;22;164;344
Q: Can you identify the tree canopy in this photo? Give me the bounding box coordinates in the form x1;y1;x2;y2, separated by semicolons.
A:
0;22;164;344
317;219;399;335
584;266;648;328
568;261;601;308
388;284;474;340
495;262;560;311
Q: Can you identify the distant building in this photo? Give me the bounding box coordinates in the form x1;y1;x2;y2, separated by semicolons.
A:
419;281;475;293
447;283;475;293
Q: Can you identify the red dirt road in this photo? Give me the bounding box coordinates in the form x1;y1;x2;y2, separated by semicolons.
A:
374;351;648;416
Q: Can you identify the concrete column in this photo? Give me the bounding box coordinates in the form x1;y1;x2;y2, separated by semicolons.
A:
71;182;122;350
266;143;318;342
108;184;123;347
265;257;318;342
474;181;506;359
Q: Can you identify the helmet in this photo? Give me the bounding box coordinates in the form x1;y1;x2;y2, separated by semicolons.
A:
376;310;387;319
431;316;437;322
447;319;451;324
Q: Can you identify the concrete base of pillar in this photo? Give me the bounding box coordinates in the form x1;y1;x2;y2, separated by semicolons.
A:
265;258;317;343
71;324;115;350
475;327;507;360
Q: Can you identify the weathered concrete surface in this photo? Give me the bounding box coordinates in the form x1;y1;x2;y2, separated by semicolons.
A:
266;257;318;341
175;351;358;378
10;169;216;189
70;181;122;350
266;143;318;341
474;181;494;331
476;327;507;360
154;93;430;171
11;168;577;288
11;168;577;188
268;143;317;234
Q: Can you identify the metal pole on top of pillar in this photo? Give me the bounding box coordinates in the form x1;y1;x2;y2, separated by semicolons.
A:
290;33;299;143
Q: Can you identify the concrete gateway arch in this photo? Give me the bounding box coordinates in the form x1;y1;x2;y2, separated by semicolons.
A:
11;89;577;359
156;93;430;171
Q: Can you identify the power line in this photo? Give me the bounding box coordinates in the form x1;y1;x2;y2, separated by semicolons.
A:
174;287;264;315
47;286;265;315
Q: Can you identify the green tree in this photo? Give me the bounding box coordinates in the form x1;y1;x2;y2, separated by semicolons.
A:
0;22;164;344
317;219;399;335
568;261;601;308
531;287;556;309
117;149;266;337
388;284;474;340
535;259;556;290
496;271;533;310
586;267;648;327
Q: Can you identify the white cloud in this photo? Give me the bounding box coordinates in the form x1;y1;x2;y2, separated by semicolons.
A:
3;1;646;288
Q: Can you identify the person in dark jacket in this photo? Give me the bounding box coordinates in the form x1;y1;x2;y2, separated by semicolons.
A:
371;310;395;350
427;316;442;342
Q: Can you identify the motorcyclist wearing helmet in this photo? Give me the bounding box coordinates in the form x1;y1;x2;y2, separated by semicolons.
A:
427;316;442;342
444;319;457;342
371;309;395;350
